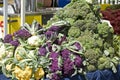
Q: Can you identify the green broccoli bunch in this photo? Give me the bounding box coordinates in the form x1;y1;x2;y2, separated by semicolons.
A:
83;48;101;72
45;0;100;31
113;35;120;57
97;22;114;38
68;26;81;38
72;19;98;33
77;30;104;49
44;0;120;74
98;56;119;73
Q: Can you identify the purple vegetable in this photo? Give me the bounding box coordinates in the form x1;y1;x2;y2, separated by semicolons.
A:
54;35;67;45
74;42;82;51
50;59;60;72
74;55;82;67
61;49;70;59
45;31;57;40
49;52;59;59
10;39;19;47
46;42;52;52
48;26;60;32
14;29;31;39
63;58;75;76
4;34;13;43
51;73;60;80
38;46;47;56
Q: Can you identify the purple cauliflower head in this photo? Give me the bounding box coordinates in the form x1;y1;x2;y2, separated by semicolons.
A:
51;73;60;80
54;35;67;45
38;46;47;56
63;58;75;76
49;52;59;59
10;39;19;47
4;34;13;43
61;49;70;59
14;29;31;39
73;42;82;51
45;31;57;40
46;42;52;52
74;55;82;68
48;26;60;32
50;59;60;72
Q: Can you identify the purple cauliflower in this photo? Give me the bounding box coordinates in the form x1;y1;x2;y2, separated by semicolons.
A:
74;55;82;68
10;39;19;47
51;73;60;80
45;31;57;40
50;59;60;72
73;42;82;51
38;46;47;56
63;58;75;76
3;34;13;43
54;35;67;45
49;52;59;59
48;26;60;32
14;29;31;39
46;42;52;52
61;49;70;59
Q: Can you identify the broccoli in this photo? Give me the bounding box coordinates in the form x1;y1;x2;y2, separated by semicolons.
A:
84;49;100;64
97;22;114;38
44;0;120;73
45;0;101;31
72;20;86;31
98;56;119;72
77;30;103;49
87;64;96;72
68;27;81;38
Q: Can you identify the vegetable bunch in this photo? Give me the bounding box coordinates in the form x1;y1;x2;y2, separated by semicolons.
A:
0;21;84;80
45;0;120;73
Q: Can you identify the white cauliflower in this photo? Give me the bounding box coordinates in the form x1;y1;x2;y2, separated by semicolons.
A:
27;36;41;47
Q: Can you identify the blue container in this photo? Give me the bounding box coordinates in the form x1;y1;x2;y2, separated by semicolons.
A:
57;0;71;7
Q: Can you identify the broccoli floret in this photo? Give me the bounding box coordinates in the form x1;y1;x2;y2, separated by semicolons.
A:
84;49;100;64
87;64;96;72
95;38;103;47
45;0;100;30
98;56;110;70
68;27;81;38
82;20;97;32
97;22;114;38
73;20;86;30
77;30;97;49
85;13;99;22
65;18;75;25
98;56;119;72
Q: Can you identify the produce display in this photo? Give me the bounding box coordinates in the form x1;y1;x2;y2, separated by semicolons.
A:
0;0;120;80
0;21;84;80
46;0;120;73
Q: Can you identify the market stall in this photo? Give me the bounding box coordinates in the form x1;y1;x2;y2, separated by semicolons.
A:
1;0;120;80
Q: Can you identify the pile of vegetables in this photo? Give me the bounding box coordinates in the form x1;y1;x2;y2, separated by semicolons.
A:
45;0;120;73
0;21;84;80
101;8;120;34
0;0;120;80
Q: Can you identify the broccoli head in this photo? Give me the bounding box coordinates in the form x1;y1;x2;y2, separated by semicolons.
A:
68;26;81;38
